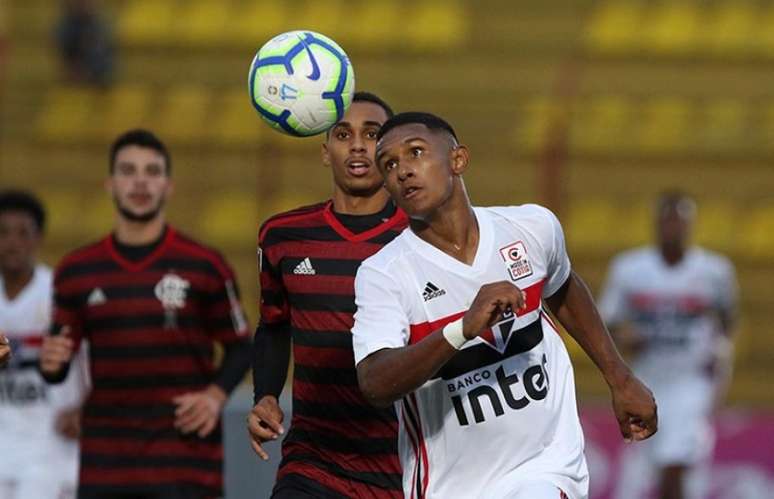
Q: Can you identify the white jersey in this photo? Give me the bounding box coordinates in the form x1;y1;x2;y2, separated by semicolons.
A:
353;205;588;499
598;246;737;385
0;265;88;495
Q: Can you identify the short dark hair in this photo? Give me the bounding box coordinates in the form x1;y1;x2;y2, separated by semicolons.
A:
352;91;394;118
109;129;171;174
657;190;696;219
376;111;458;143
0;189;46;232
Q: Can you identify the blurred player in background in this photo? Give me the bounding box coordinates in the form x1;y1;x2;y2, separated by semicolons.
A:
0;189;88;499
39;129;252;499
247;92;407;498
599;191;738;499
352;112;658;499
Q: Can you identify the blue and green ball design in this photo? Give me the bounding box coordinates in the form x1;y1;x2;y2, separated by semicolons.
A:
248;30;355;137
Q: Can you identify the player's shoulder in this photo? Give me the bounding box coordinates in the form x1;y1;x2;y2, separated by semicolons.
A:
57;237;109;270
259;201;328;242
35;264;53;282
168;228;233;275
360;231;413;274
689;246;735;273
485;203;557;221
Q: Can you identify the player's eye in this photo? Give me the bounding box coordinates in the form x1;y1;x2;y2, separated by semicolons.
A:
365;130;378;140
383;159;397;172
410;147;424;158
336;130;350;140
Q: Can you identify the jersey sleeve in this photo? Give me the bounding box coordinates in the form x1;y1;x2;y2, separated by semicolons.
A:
540;207;572;298
257;228;290;327
714;256;739;319
203;255;250;343
352;262;410;365
51;261;85;349
597;256;630;326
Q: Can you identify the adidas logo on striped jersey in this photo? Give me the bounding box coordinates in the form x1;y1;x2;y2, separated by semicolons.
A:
293;257;316;275
422;282;446;301
87;287;106;306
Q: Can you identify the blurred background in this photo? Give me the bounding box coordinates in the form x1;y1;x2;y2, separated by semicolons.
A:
1;0;773;497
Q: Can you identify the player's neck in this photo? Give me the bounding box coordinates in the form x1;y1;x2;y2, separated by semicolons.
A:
113;214;167;246
412;202;479;265
660;245;686;266
331;188;391;215
1;266;35;301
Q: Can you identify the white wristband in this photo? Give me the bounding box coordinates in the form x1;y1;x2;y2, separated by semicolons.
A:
442;318;468;350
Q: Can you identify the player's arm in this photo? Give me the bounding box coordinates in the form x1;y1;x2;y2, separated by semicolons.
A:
545;271;657;442
41;268;80;384
0;333;10;367
357;281;526;408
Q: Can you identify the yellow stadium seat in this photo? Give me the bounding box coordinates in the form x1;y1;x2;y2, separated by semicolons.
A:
636;97;693;154
80;195;115;236
704;3;755;56
513;97;565;152
37;87;97;141
697;99;746;152
177;0;231;46
200;192;257;246
642;3;701;55
739;203;774;259
763;101;774;152
118;0;176;45
757;4;774;57
565;200;618;252
693;200;736;252
229;1;288;46
348;3;400;47
156;86;210;144
571;95;632;154
102;84;152;140
38;190;81;240
584;2;644;54
212;88;263;146
294;0;344;41
404;0;468;51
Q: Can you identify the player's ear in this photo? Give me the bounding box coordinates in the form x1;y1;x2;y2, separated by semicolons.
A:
321;142;331;168
450;144;470;176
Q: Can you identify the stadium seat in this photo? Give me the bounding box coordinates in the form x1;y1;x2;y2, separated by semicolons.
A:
739;203;774;259
583;2;643;54
228;0;287;46
37;87;97;141
156;86;210;144
177;0;231;46
404;0;468;50
212;88;263;147
513;97;564;152
570;95;632;154
697;98;747;153
705;3;756;57
118;0;176;45
693;200;736;252
636;97;694;154
103;84;152;140
200;192;257;246
642;3;701;56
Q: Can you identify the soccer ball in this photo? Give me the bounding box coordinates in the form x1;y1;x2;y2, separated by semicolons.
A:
248;30;355;137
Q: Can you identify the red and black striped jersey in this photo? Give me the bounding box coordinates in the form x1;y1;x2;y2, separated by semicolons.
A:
52;226;250;498
258;200;407;496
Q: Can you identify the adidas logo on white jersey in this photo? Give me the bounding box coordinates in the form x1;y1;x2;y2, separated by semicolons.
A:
293;257;316;275
422;282;446;302
87;287;106;306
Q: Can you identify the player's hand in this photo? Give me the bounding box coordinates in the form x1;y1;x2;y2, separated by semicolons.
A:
609;370;658;443
172;384;227;438
0;333;11;367
55;406;82;440
247;395;285;461
40;326;74;375
462;281;527;339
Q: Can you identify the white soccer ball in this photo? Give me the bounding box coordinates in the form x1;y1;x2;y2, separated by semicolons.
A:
248;30;355;137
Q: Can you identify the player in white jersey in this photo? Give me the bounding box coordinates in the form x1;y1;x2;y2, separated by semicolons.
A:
598;192;738;499
351;112;658;499
0;190;88;499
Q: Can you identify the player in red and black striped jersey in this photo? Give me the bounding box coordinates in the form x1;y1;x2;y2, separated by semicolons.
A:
40;129;252;499
247;93;407;498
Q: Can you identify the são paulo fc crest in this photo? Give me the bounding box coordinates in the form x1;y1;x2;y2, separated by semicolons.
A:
499;241;533;282
155;273;190;329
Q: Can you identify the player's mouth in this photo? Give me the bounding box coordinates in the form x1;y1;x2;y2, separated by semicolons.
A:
129;192;152;205
346;158;372;177
402;186;421;200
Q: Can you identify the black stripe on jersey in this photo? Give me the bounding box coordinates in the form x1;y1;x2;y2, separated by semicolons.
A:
85;404;174;419
56;259;117;280
292;398;394;422
290;293;355;313
78;484;221;499
285;428;397;456
93;374;208;390
89;344;212;359
282;258;363;277
292;329;353;349
81;453;220;471
294;364;358;386
280;454;403;491
84;426;221;444
81;285;206;301
86;314;204;332
262;226;344;247
434;319;544;381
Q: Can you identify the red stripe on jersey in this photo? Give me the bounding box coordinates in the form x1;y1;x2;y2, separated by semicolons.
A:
22;335;43;347
291;413;399;439
259;205;326;242
170;238;230;278
401;402;421;499
270;240;393;262
90;357;205;377
292;380;366;405
87;328;214;347
276;460;402;498
85;416;175;430
82;437;221;458
408;279;546;345
408;393;430;497
293;310;354;331
323;200;408;243
89;387;206;404
283;274;355;295
80;467;221;487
